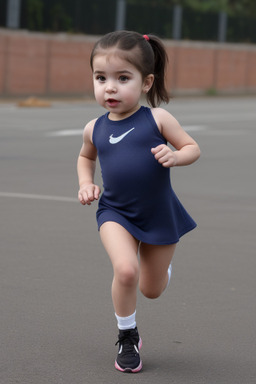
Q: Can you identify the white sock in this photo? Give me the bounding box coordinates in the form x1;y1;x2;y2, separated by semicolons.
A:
166;263;172;289
115;311;136;330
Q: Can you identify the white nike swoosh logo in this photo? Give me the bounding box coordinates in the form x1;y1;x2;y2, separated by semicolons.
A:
109;128;135;144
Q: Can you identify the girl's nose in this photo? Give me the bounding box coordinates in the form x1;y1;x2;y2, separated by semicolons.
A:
106;82;117;93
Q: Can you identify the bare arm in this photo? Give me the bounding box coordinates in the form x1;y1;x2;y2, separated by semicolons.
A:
151;108;201;167
77;119;101;205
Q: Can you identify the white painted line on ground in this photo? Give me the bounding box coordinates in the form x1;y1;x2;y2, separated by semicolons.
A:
47;125;207;137
46;129;83;137
0;192;78;203
183;125;207;132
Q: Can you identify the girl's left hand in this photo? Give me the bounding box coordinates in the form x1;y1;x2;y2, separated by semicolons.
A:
151;144;177;168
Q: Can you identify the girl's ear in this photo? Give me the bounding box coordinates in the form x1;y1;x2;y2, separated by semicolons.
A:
142;74;154;93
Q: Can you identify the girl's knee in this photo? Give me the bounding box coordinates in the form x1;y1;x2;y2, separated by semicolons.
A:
115;264;139;287
139;283;163;299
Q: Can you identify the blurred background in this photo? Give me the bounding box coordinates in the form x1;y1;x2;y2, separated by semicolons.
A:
1;0;256;43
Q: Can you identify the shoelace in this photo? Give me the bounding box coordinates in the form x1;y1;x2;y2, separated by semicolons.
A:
115;333;138;354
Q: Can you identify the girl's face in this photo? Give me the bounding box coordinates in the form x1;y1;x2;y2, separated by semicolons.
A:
92;52;153;120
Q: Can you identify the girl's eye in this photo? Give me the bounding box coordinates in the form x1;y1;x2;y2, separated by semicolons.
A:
96;75;106;82
119;75;129;82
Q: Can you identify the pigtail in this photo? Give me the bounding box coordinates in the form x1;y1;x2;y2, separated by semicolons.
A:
146;35;170;108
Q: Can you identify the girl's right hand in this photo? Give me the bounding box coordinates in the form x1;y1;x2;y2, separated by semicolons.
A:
78;183;101;205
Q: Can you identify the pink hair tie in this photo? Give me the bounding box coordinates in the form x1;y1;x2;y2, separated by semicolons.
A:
143;34;150;41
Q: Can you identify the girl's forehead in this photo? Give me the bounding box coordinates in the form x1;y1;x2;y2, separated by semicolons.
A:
93;49;127;63
92;47;139;69
93;54;136;72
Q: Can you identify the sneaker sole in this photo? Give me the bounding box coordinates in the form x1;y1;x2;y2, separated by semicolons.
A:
115;337;143;373
115;360;143;373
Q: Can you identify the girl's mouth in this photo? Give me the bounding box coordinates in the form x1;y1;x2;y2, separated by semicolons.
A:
106;99;120;107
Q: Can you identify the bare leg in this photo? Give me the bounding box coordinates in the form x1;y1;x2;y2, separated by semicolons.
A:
139;243;176;299
100;222;140;317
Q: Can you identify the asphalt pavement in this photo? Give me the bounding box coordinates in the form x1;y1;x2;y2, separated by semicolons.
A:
0;96;255;384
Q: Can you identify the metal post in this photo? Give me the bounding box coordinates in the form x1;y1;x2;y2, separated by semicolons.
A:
172;5;183;40
6;0;21;29
75;0;82;32
218;11;227;42
115;0;126;31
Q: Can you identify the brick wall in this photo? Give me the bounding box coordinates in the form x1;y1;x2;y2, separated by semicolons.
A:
0;29;256;97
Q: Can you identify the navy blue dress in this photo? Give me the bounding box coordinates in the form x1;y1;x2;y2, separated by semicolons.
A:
92;106;196;245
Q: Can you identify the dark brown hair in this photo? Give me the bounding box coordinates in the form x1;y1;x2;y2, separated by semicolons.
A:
90;30;170;108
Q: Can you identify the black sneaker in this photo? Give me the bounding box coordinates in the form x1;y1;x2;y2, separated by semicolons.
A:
115;327;142;373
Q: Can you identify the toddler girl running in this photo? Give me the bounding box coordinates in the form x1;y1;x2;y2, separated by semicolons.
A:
77;30;200;373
